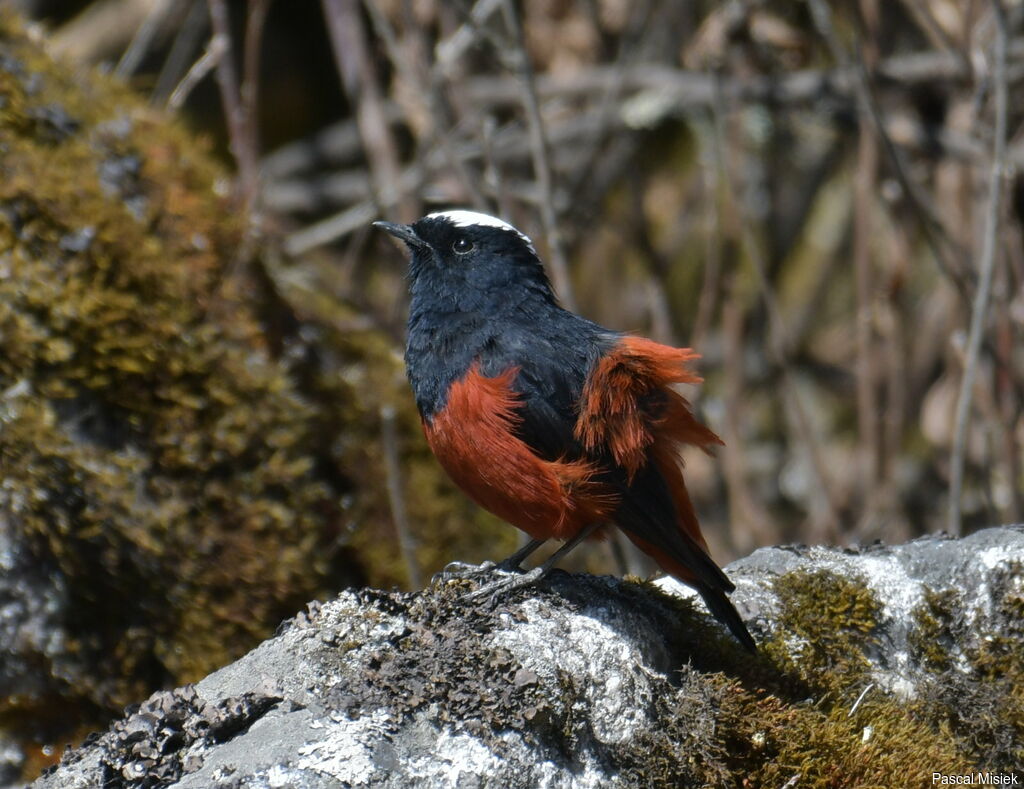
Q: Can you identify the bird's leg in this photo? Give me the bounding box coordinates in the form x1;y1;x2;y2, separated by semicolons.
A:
433;559;496;583
462;522;603;602
434;538;547;584
495;538;546;572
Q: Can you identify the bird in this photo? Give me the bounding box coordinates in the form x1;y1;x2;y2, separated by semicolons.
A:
375;209;756;652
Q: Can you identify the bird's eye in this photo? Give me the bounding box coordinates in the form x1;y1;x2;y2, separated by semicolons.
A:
452;237;475;255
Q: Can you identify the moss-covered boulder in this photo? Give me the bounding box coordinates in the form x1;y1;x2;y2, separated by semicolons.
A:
30;527;1024;788
0;14;500;781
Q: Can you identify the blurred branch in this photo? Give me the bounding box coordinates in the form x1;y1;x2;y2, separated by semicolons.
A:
167;28;223;111
853;0;881;517
285;202;382;257
360;0;489;210
381;405;422;590
436;0;503;73
262;63;1024;183
462;41;1024;106
896;0;970;65
52;0;163;61
207;0;259;211
498;0;576;309
321;0;415;221
949;0;1009;535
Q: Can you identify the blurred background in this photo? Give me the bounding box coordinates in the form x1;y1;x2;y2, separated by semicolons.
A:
1;0;1022;781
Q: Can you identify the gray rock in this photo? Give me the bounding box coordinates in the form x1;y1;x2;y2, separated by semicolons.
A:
32;527;1024;788
664;524;1024;698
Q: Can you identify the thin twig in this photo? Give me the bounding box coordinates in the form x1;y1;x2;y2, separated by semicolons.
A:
499;0;577;309
167;31;224;111
949;0;1009;535
321;0;414;220
848;682;875;717
240;0;271;215
480;115;513;218
995;313;1024;521
854;0;881;522
381;405;422;590
721;279;780;551
207;0;259;207
153;0;207;106
115;0;175;78
709;73;843;539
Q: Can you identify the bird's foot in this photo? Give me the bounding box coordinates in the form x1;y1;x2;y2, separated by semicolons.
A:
431;560;496;585
461;566;547;604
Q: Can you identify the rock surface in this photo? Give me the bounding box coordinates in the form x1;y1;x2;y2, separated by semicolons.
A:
30;526;1024;787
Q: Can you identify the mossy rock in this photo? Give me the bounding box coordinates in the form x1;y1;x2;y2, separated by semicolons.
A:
31;528;1024;788
0;14;505;776
0;9;336;738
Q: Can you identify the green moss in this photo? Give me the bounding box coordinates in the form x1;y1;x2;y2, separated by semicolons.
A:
908;561;1024;770
909;587;967;672
611;569;978;785
0;9;342;705
0;12;505;774
711;678;973;786
521;571;978;786
765;568;882;691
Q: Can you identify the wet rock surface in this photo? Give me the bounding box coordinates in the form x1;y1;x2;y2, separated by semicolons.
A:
30;527;1024;788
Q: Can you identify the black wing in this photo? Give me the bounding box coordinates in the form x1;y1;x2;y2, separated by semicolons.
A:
479;314;615;463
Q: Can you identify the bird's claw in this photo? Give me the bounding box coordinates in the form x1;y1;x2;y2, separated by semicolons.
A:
461;566;547;604
431;560;496;585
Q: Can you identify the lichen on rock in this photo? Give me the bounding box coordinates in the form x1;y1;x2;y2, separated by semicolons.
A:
0;13;463;777
31;527;1024;788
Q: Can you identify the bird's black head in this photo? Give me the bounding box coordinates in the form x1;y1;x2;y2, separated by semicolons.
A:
374;210;556;313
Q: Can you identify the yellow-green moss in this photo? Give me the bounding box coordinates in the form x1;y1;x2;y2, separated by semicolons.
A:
909;587;966;672
765;567;882;691
0;10;338;710
0;13;507;775
567;573;978;786
692;567;976;784
710;677;973;786
908;561;1024;770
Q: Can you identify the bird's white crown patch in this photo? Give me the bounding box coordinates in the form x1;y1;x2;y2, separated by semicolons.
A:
426;210;537;254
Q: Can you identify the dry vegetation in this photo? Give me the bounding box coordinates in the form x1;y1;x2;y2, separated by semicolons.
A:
1;2;1023;782
9;0;1024;586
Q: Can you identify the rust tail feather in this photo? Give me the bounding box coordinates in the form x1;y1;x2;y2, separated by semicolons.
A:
577;336;755;651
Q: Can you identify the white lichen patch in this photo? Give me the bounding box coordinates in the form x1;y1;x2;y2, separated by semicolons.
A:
296;708;393;785
490;597;657;745
401;728;507;783
854;552;925;627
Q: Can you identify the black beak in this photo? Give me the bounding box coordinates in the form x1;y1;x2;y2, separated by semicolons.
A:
373;221;427;250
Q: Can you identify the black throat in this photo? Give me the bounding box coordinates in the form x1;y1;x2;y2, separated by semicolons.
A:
404;279;562;420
